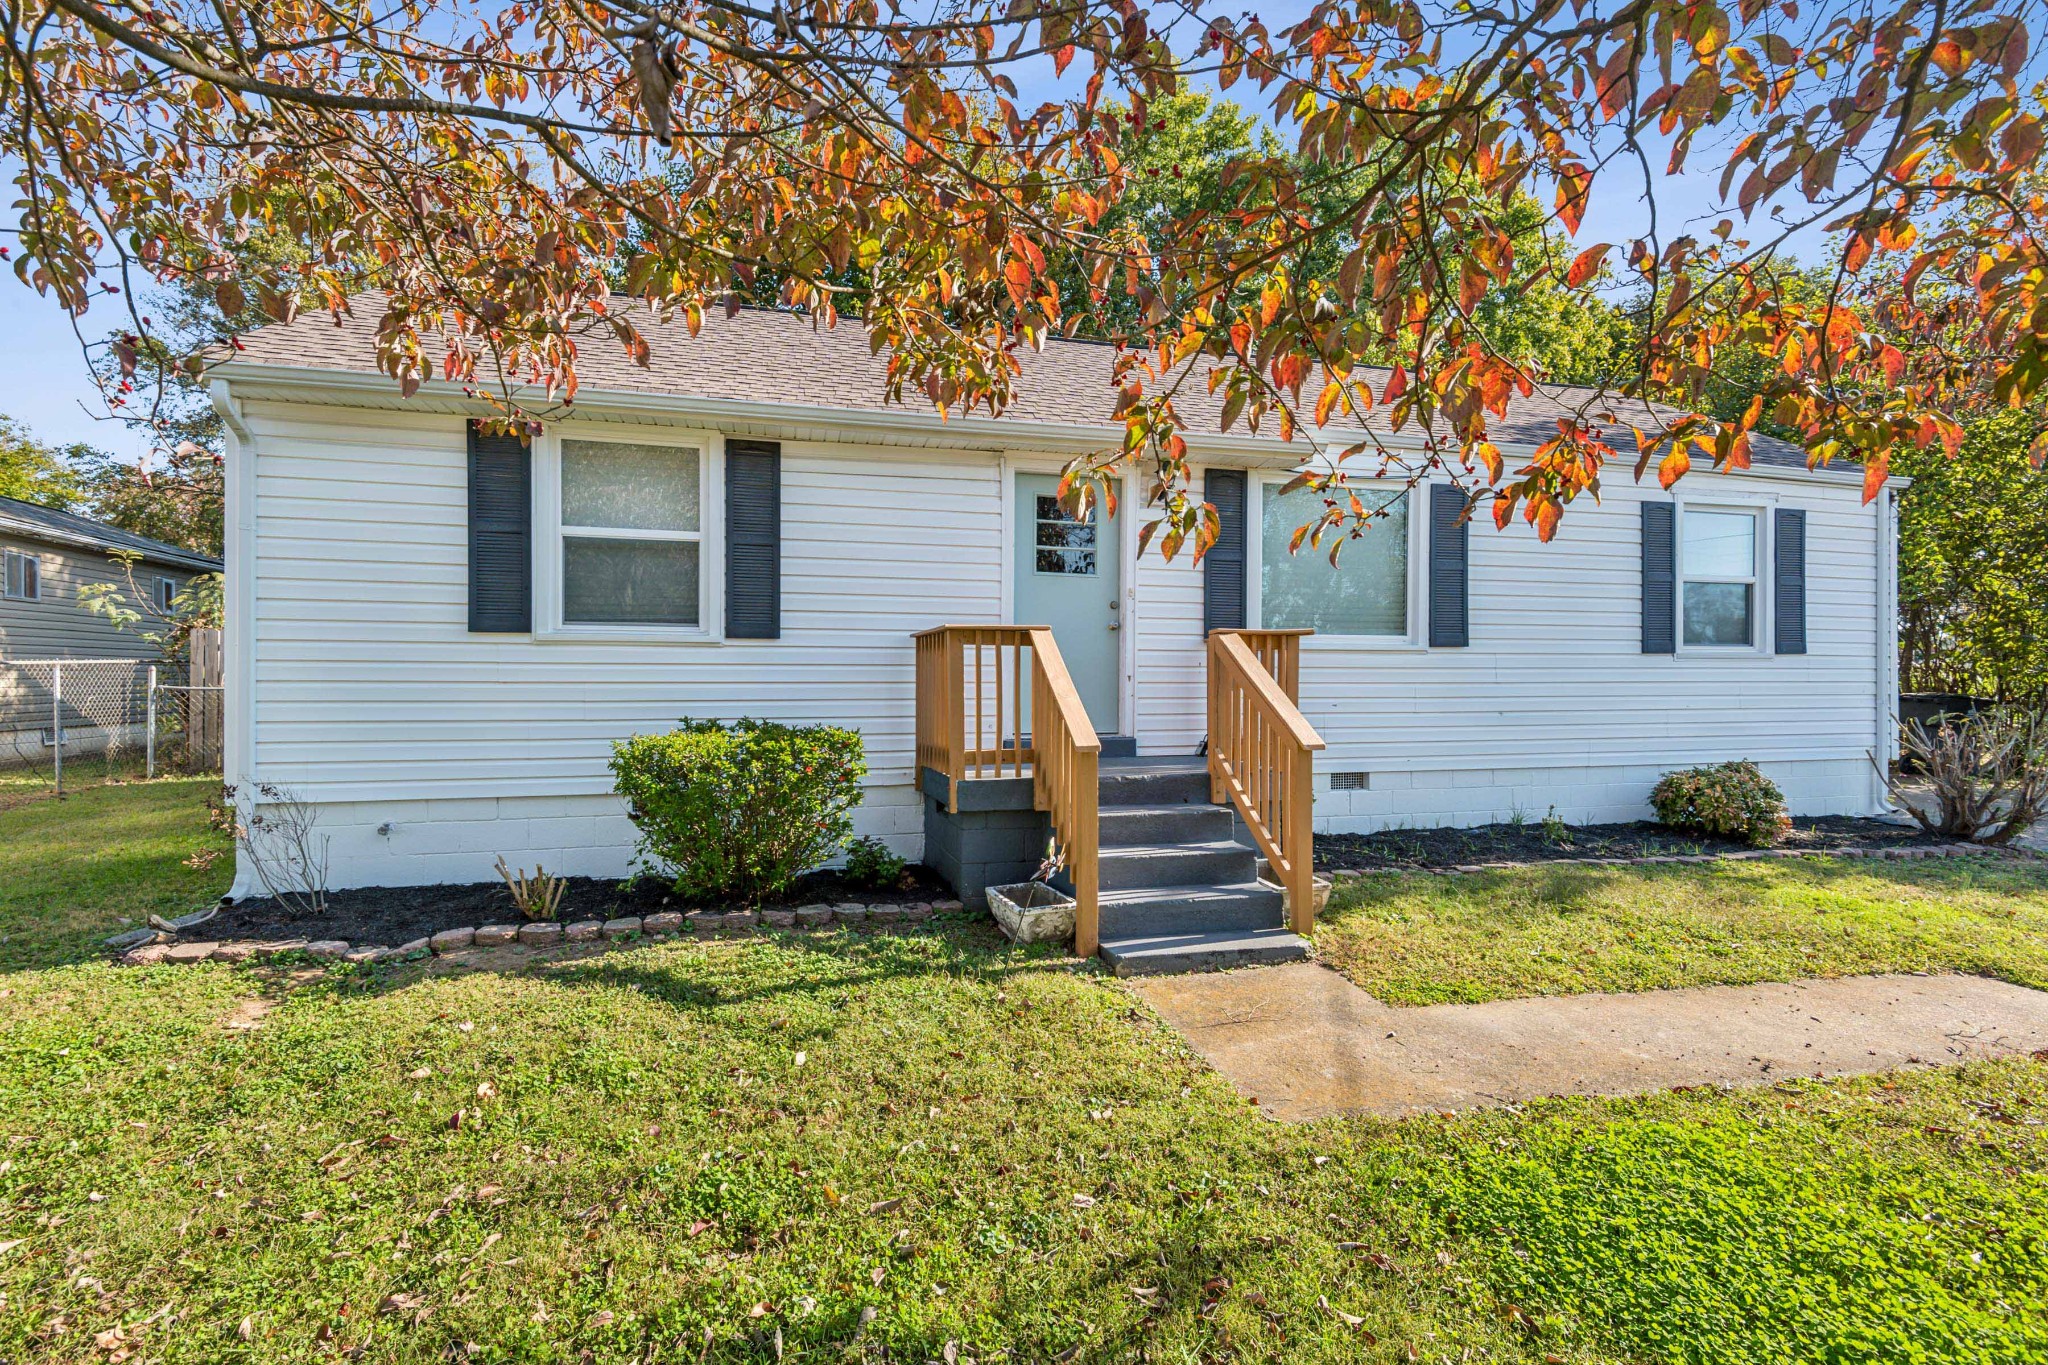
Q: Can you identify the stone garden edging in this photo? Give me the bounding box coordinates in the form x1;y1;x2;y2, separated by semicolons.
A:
113;899;968;967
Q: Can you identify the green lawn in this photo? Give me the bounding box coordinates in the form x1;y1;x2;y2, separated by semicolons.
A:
0;777;230;970
2;786;2046;1363
1316;857;2048;1006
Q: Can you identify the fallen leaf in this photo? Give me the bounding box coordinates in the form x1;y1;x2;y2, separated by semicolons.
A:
793;1052;806;1068
870;1267;886;1286
407;1067;432;1080
476;1082;497;1101
1070;1194;1096;1209
237;1316;253;1341
0;1238;24;1256
378;1292;428;1316
867;1197;903;1216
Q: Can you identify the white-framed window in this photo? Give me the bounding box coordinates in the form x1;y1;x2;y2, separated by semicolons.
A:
3;548;40;601
1251;478;1419;642
155;575;177;612
1679;503;1764;649
534;428;723;639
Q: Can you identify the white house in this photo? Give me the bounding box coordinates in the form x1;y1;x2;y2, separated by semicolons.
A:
211;303;1899;948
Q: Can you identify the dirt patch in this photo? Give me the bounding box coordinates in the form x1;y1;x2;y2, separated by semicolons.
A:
211;864;953;946
1316;815;1951;872
220;997;272;1032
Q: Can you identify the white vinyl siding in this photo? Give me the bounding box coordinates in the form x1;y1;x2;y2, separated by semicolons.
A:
232;397;1889;888
238;403;999;843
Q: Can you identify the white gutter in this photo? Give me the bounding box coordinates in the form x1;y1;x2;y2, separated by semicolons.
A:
210;359;1895;490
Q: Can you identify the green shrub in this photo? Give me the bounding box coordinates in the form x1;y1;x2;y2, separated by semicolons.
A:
842;835;907;890
1650;760;1790;847
610;718;866;901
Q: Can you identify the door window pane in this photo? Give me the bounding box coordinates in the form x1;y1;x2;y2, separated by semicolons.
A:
1682;510;1755;576
1260;486;1408;635
564;537;700;625
1034;495;1098;575
1683;581;1752;646
562;439;700;532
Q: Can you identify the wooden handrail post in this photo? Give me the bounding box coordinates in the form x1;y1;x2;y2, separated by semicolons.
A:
1073;745;1100;956
944;630;965;809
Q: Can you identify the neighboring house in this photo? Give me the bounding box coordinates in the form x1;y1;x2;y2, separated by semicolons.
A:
210;303;1900;917
0;496;221;660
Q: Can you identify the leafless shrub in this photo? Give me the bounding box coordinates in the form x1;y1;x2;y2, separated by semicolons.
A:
496;857;566;921
220;782;331;916
1878;708;2048;845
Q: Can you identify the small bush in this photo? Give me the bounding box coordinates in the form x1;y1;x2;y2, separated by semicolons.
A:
1884;707;2048;844
611;718;866;901
1650;760;1790;847
842;835;907;891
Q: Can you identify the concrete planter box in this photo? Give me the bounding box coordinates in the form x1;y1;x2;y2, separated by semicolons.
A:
1256;860;1332;921
986;881;1075;945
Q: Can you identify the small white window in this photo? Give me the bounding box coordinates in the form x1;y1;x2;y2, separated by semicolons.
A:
155;576;177;612
3;548;40;601
1680;507;1760;647
558;437;703;626
1258;482;1410;637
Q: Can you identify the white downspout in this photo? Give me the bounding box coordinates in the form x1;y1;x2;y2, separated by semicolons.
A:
1874;485;1899;813
208;379;260;897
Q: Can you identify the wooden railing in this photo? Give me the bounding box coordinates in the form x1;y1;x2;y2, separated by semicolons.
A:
913;625;1102;955
1221;628;1310;702
1207;629;1325;933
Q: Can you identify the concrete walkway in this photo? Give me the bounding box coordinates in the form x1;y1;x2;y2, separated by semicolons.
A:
1130;964;2048;1121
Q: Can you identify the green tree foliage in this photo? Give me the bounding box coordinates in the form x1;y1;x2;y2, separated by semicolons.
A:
1897;409;2048;700
0;416;94;509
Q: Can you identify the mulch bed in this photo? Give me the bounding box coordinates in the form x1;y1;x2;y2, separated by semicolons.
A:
211;864;954;945
1315;815;1956;872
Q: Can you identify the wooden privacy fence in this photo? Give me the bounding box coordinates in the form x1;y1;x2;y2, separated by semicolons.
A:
913;625;1102;953
1207;628;1325;933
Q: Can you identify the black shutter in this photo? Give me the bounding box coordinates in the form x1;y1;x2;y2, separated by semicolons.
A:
725;438;781;639
1427;483;1470;647
1203;468;1247;633
1641;500;1676;654
1774;507;1807;655
467;422;531;633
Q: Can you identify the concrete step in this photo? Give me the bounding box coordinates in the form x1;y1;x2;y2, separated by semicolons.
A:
1098;881;1285;939
1098;840;1259;892
1099;927;1313;977
1098;801;1235;848
1099;762;1211;807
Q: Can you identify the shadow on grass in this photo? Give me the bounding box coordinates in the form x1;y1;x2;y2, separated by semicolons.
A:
279;915;1083;1022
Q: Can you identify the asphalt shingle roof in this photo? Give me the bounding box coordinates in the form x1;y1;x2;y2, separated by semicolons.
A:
0;496;221;573
228;297;1815;471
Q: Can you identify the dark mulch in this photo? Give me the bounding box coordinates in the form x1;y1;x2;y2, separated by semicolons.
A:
209;865;955;946
1316;815;1954;872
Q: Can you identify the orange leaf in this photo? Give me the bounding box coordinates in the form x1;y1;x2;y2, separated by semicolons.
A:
1861;453;1889;503
1382;363;1408;402
1555;165;1593;235
1657;446;1691;489
1566;244;1612;288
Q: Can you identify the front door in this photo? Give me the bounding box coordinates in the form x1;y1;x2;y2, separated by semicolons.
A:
1014;473;1121;736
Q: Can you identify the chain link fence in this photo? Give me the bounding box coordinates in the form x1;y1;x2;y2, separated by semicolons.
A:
0;656;222;794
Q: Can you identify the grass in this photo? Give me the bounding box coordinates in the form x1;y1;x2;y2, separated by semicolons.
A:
2;786;2046;1363
1315;857;2048;1006
0;777;229;970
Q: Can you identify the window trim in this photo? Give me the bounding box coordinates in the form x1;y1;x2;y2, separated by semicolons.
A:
530;424;726;643
1248;475;1426;649
3;547;41;602
155;575;178;612
1674;498;1773;656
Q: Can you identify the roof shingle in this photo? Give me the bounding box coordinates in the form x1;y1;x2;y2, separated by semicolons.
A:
227;298;1814;471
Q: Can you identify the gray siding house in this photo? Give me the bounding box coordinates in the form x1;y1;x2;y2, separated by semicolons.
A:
0;497;221;661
